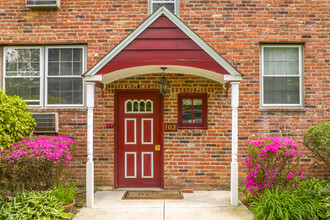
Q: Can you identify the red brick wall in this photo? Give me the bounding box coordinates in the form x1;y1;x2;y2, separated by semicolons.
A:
0;0;329;189
105;74;232;189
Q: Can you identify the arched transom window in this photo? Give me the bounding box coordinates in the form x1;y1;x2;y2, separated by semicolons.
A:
125;99;153;113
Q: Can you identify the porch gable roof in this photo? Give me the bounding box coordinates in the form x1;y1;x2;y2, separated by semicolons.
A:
84;6;242;79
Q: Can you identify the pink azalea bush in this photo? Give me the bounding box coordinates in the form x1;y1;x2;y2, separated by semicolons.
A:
245;137;303;197
0;135;74;193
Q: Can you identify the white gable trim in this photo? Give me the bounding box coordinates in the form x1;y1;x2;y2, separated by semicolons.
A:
84;6;242;77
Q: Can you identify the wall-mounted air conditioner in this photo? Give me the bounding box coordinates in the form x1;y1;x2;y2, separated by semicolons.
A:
32;113;58;134
26;0;60;9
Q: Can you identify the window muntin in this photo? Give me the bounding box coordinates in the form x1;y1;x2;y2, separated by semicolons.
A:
261;45;303;107
2;46;85;107
149;0;178;15
178;93;207;129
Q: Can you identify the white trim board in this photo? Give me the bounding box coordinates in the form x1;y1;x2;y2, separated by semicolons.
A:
84;6;242;78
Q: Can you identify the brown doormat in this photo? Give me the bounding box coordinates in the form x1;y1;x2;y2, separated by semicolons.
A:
122;190;183;200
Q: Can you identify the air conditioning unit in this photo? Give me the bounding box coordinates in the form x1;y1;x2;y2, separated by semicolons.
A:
26;0;60;9
32;113;58;134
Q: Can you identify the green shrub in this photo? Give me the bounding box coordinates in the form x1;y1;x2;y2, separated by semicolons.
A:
0;189;75;219
303;121;330;167
251;179;330;220
51;182;77;205
0;90;36;150
295;178;330;219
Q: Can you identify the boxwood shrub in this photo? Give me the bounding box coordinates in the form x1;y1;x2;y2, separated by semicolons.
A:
0;90;36;150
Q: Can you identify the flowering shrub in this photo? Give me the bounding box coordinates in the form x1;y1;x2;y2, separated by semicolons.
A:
0;135;74;194
245;137;303;196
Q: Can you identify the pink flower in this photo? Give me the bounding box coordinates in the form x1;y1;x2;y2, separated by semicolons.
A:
286;171;295;179
245;137;303;196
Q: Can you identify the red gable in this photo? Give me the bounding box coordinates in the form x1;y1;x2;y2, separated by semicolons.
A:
97;15;230;75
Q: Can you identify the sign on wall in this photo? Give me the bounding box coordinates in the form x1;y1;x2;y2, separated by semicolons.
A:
164;123;177;132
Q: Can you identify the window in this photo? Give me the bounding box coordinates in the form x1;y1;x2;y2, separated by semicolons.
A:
125;99;153;113
261;45;303;107
46;48;84;105
3;47;42;105
178;93;207;129
2;46;86;107
149;0;179;15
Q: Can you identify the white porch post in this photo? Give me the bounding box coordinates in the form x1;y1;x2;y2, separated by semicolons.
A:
86;82;95;208
230;81;240;206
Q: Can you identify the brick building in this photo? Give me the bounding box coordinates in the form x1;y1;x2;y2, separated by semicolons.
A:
0;0;329;207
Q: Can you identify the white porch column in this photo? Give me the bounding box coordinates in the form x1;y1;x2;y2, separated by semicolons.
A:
86;82;95;208
230;81;240;206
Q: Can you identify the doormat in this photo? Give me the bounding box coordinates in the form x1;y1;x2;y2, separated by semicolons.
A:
122;190;183;200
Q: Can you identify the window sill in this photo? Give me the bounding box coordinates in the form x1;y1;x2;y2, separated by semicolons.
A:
29;106;87;112
259;107;306;112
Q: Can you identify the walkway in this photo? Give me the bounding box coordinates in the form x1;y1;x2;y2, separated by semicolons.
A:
74;191;253;220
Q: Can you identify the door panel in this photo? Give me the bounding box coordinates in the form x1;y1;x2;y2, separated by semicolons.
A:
142;152;153;178
125;119;136;144
117;91;161;187
125;152;136;178
142;118;153;144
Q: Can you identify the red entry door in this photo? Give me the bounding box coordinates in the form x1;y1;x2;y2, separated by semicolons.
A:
117;91;162;187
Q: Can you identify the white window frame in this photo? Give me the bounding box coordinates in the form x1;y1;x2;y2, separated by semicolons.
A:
148;0;179;15
260;44;304;108
2;45;86;108
2;46;44;107
45;45;86;107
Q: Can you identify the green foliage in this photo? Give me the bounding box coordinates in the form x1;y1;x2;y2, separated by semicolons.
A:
304;121;330;167
0;189;75;219
251;179;330;220
251;188;318;220
238;185;255;205
0;90;36;150
50;182;77;205
295;178;330;219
